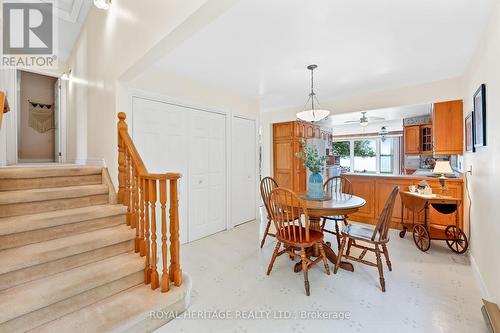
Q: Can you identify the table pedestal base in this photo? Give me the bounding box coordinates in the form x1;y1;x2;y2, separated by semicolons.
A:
293;241;354;273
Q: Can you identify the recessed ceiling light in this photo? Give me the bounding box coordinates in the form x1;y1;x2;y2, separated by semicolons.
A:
94;0;111;10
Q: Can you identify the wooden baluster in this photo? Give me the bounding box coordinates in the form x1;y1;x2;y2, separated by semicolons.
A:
125;152;131;226
169;178;182;286
117;113;127;204
131;164;137;229
159;179;169;292
139;177;146;257
132;166;140;252
143;179;151;284
149;179;159;290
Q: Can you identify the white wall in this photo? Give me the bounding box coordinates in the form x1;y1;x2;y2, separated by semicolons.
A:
261;77;463;179
64;0;223;183
122;67;259;120
462;1;500;304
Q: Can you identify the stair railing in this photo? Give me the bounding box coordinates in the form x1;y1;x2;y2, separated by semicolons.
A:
117;112;181;292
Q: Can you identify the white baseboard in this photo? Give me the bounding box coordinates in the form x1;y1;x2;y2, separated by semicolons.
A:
68;158;107;167
470;253;492;301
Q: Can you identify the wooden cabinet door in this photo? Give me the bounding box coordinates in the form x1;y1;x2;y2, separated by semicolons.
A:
433;100;463;155
306;124;314;138
313;126;320;138
273;122;293;140
404;125;421;154
420;125;433;154
293;141;306;192
273;141;293;189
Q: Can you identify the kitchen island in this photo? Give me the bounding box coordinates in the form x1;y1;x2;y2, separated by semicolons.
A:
342;173;464;230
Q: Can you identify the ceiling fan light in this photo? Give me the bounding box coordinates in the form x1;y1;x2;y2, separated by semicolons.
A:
297;109;330;122
360;119;369;127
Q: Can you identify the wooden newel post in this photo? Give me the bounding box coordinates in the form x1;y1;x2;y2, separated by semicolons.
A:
117;112;127;204
169;178;182;286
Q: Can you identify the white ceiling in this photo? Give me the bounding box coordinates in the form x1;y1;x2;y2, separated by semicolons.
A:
39;0;91;61
154;0;494;112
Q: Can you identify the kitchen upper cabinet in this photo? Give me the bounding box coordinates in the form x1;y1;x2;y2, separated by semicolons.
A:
420;125;433;154
273;121;329;192
432;100;463;155
404;125;421;154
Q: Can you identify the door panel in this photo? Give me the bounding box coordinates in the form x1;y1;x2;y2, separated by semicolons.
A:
231;117;256;226
132;98;189;244
132;98;227;243
188;110;226;241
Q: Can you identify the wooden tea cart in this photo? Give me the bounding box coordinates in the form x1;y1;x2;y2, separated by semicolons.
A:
399;191;468;253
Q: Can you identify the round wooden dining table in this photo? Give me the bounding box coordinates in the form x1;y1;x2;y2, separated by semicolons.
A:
293;192;367;272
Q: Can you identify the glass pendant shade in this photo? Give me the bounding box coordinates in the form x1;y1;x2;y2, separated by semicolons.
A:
296;64;330;122
296;109;330;122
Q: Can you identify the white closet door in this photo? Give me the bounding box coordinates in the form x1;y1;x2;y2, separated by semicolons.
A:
231;116;256;226
132;97;189;244
188;110;226;241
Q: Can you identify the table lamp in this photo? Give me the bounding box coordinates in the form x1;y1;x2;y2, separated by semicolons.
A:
433;160;453;193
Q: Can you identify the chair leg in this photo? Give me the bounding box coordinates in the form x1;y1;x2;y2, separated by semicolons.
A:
321;218;326;231
375;245;386;292
317;242;330;275
266;241;281;275
260;219;272;248
382;244;392;271
334;221;341;250
334;236;347;274
346;238;353;256
300;248;310;296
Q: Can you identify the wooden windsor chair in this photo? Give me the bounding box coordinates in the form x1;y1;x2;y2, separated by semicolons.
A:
259;177;278;248
321;176;353;249
266;188;330;296
334;186;399;292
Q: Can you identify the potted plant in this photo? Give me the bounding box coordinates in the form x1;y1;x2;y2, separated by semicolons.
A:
296;141;327;199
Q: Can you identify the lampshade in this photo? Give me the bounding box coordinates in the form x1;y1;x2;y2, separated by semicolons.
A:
433;160;453;175
296;64;330;122
296;109;330;122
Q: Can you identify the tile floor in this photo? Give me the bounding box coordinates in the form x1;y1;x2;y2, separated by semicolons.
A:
156;218;488;333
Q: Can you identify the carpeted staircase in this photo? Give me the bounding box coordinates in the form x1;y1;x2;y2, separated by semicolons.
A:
0;165;190;332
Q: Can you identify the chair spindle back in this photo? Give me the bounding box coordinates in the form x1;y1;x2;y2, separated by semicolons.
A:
372;186;399;241
260;177;278;217
268;188;310;243
324;176;353;198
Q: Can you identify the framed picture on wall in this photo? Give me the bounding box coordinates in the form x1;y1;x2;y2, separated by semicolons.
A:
473;84;486;148
465;112;475;152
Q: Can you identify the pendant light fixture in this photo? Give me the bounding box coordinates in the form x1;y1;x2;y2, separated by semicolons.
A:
296;64;330;122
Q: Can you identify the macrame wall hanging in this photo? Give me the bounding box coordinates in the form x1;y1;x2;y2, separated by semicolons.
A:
28;101;54;133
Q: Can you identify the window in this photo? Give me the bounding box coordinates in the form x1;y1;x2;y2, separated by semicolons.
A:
333;137;400;174
354;140;376;173
380;138;394;174
332;141;351;172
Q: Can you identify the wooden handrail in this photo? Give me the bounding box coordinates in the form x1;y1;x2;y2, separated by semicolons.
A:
117;112;182;292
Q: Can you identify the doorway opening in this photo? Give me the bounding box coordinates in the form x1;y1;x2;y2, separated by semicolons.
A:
18;71;60;163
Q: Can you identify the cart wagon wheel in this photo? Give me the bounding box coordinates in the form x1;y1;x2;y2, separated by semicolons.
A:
445;225;468;254
399;227;407;238
413;224;430;252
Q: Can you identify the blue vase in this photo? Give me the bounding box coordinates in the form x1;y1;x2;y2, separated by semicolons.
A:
308;172;324;199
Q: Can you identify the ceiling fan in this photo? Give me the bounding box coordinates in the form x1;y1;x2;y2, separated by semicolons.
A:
344;112;385;127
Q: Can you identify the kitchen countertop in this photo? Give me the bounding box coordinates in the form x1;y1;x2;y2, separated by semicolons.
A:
344;172;464;182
